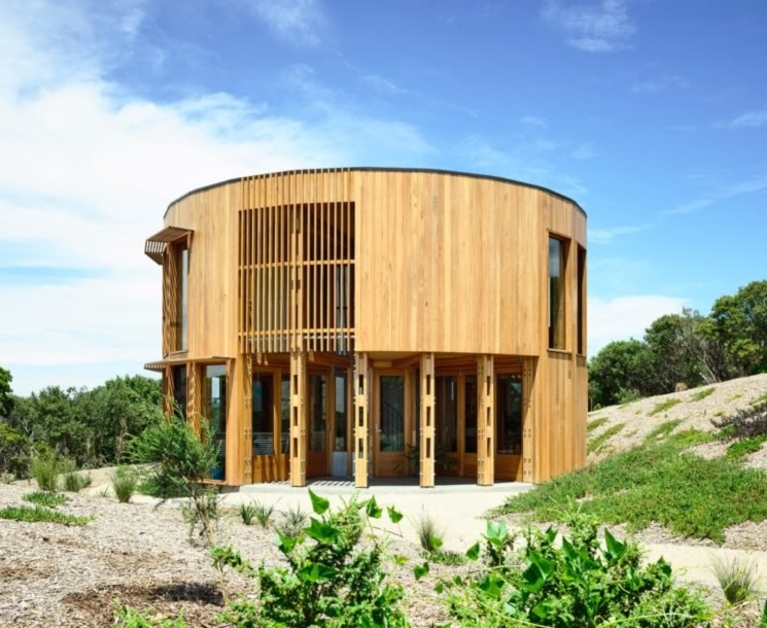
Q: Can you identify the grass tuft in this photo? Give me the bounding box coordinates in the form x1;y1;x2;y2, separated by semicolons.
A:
0;505;91;526
23;491;67;508
587;423;624;454
644;419;682;443
711;555;760;605
112;466;139;503
237;499;277;527
413;512;444;554
648;398;682;416
725;435;767;461
587;417;609;433
689;387;716;402
275;504;308;538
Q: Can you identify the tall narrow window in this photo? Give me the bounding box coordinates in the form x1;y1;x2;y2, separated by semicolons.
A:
309;375;327;452
464;375;478;454
172;365;187;418
577;246;586;355
203;364;227;479
252;374;274;455
497;375;522;455
548;236;568;350
334;371;347;452
435;376;457;454
178;246;189;351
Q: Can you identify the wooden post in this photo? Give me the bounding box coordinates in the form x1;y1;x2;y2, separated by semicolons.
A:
241;354;253;485
354;352;369;488
290;350;307;487
420;353;435;488
477;355;495;486
187;362;200;434
522;357;535;483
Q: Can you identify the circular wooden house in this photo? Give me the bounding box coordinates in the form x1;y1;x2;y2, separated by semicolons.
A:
144;168;587;487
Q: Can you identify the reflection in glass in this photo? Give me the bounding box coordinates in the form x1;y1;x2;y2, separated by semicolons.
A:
379;376;405;452
497;375;522;455
252;374;274;455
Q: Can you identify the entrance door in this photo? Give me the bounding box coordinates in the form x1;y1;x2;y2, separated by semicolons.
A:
374;373;409;476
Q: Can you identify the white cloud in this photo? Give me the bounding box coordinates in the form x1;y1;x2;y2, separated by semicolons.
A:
521;116;548;128
0;0;435;395
666;175;767;215
631;75;689;93
718;107;767;129
589;223;651;244
572;141;596;160
542;0;636;52
244;0;327;46
588;295;687;356
362;74;406;95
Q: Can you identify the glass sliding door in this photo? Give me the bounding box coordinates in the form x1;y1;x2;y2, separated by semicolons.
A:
375;373;409;476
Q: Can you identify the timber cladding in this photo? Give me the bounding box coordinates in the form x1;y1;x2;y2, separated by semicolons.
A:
147;168;587;486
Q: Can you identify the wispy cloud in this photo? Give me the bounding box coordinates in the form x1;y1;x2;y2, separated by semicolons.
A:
362;74;406;95
542;0;636;53
665;175;767;215
521;115;548;128
589;224;651;244
245;0;327;46
717;107;767;129
589;295;687;355
631;75;689;93
572;141;597;160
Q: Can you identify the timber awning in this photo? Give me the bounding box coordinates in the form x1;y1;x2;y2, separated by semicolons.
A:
144;356;232;372
144;226;193;264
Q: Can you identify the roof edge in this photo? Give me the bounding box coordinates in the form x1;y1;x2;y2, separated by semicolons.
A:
163;167;587;219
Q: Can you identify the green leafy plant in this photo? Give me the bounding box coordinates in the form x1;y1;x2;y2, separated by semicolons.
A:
435;514;709;628
0;504;91;525
711;554;760;605
113;604;189;627
23;490;66;508
217;491;411;628
112;466;139;503
239;499;276;527
238;501;258;525
649;398;683;416
30;450;61;491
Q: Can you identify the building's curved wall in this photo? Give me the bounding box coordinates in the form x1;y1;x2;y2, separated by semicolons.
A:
162;169;586;361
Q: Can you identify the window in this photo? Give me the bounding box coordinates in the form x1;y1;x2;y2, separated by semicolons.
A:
577;246;586;355
172;365;186;418
252;374;274;455
309;375;327;452
203;364;227;480
548;236;568;350
334;371;347;452
435;376;457;454
464;375;478;454
177;246;189;351
497;375;522;455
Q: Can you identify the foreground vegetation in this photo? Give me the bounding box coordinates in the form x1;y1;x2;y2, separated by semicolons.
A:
498;432;767;544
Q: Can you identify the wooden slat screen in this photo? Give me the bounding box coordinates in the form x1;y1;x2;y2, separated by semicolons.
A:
239;177;355;354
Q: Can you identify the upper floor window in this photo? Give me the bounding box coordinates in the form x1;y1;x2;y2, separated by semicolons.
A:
177;246;189;351
577;246;586;355
548;236;568;350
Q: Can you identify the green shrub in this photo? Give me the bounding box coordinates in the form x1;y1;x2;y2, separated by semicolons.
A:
587;422;624;454
689;387;716;402
61;460;91;492
112;466;139;503
711;555;760;605
0;504;91;525
23;491;66;508
586;417;608;432
725;435;767;460
713;399;767;440
649;398;683;416
218;491;410;628
1;472;15;484
436;515;709;628
499;440;767;543
31;450;61;491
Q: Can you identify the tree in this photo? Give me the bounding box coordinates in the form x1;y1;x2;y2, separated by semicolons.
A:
0;365;13;418
588;339;654;408
704;280;767;378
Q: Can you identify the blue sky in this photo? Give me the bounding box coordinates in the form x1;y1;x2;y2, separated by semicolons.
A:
1;0;765;395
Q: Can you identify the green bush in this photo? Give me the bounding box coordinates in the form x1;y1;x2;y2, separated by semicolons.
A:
437;515;710;628
218;491;410;628
60;460;91;492
31;450;61;491
112;466;139;503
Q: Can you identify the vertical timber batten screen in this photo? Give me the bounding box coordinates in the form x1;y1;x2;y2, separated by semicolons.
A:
239;172;355;355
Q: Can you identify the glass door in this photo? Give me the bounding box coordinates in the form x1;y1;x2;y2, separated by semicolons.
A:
374;373;409;476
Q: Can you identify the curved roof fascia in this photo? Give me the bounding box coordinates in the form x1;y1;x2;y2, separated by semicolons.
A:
163;167;587;219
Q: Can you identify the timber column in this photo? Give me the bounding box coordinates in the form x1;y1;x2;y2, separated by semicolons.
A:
477;355;495;486
420;353;435;488
289;350;307;487
354;352;370;488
